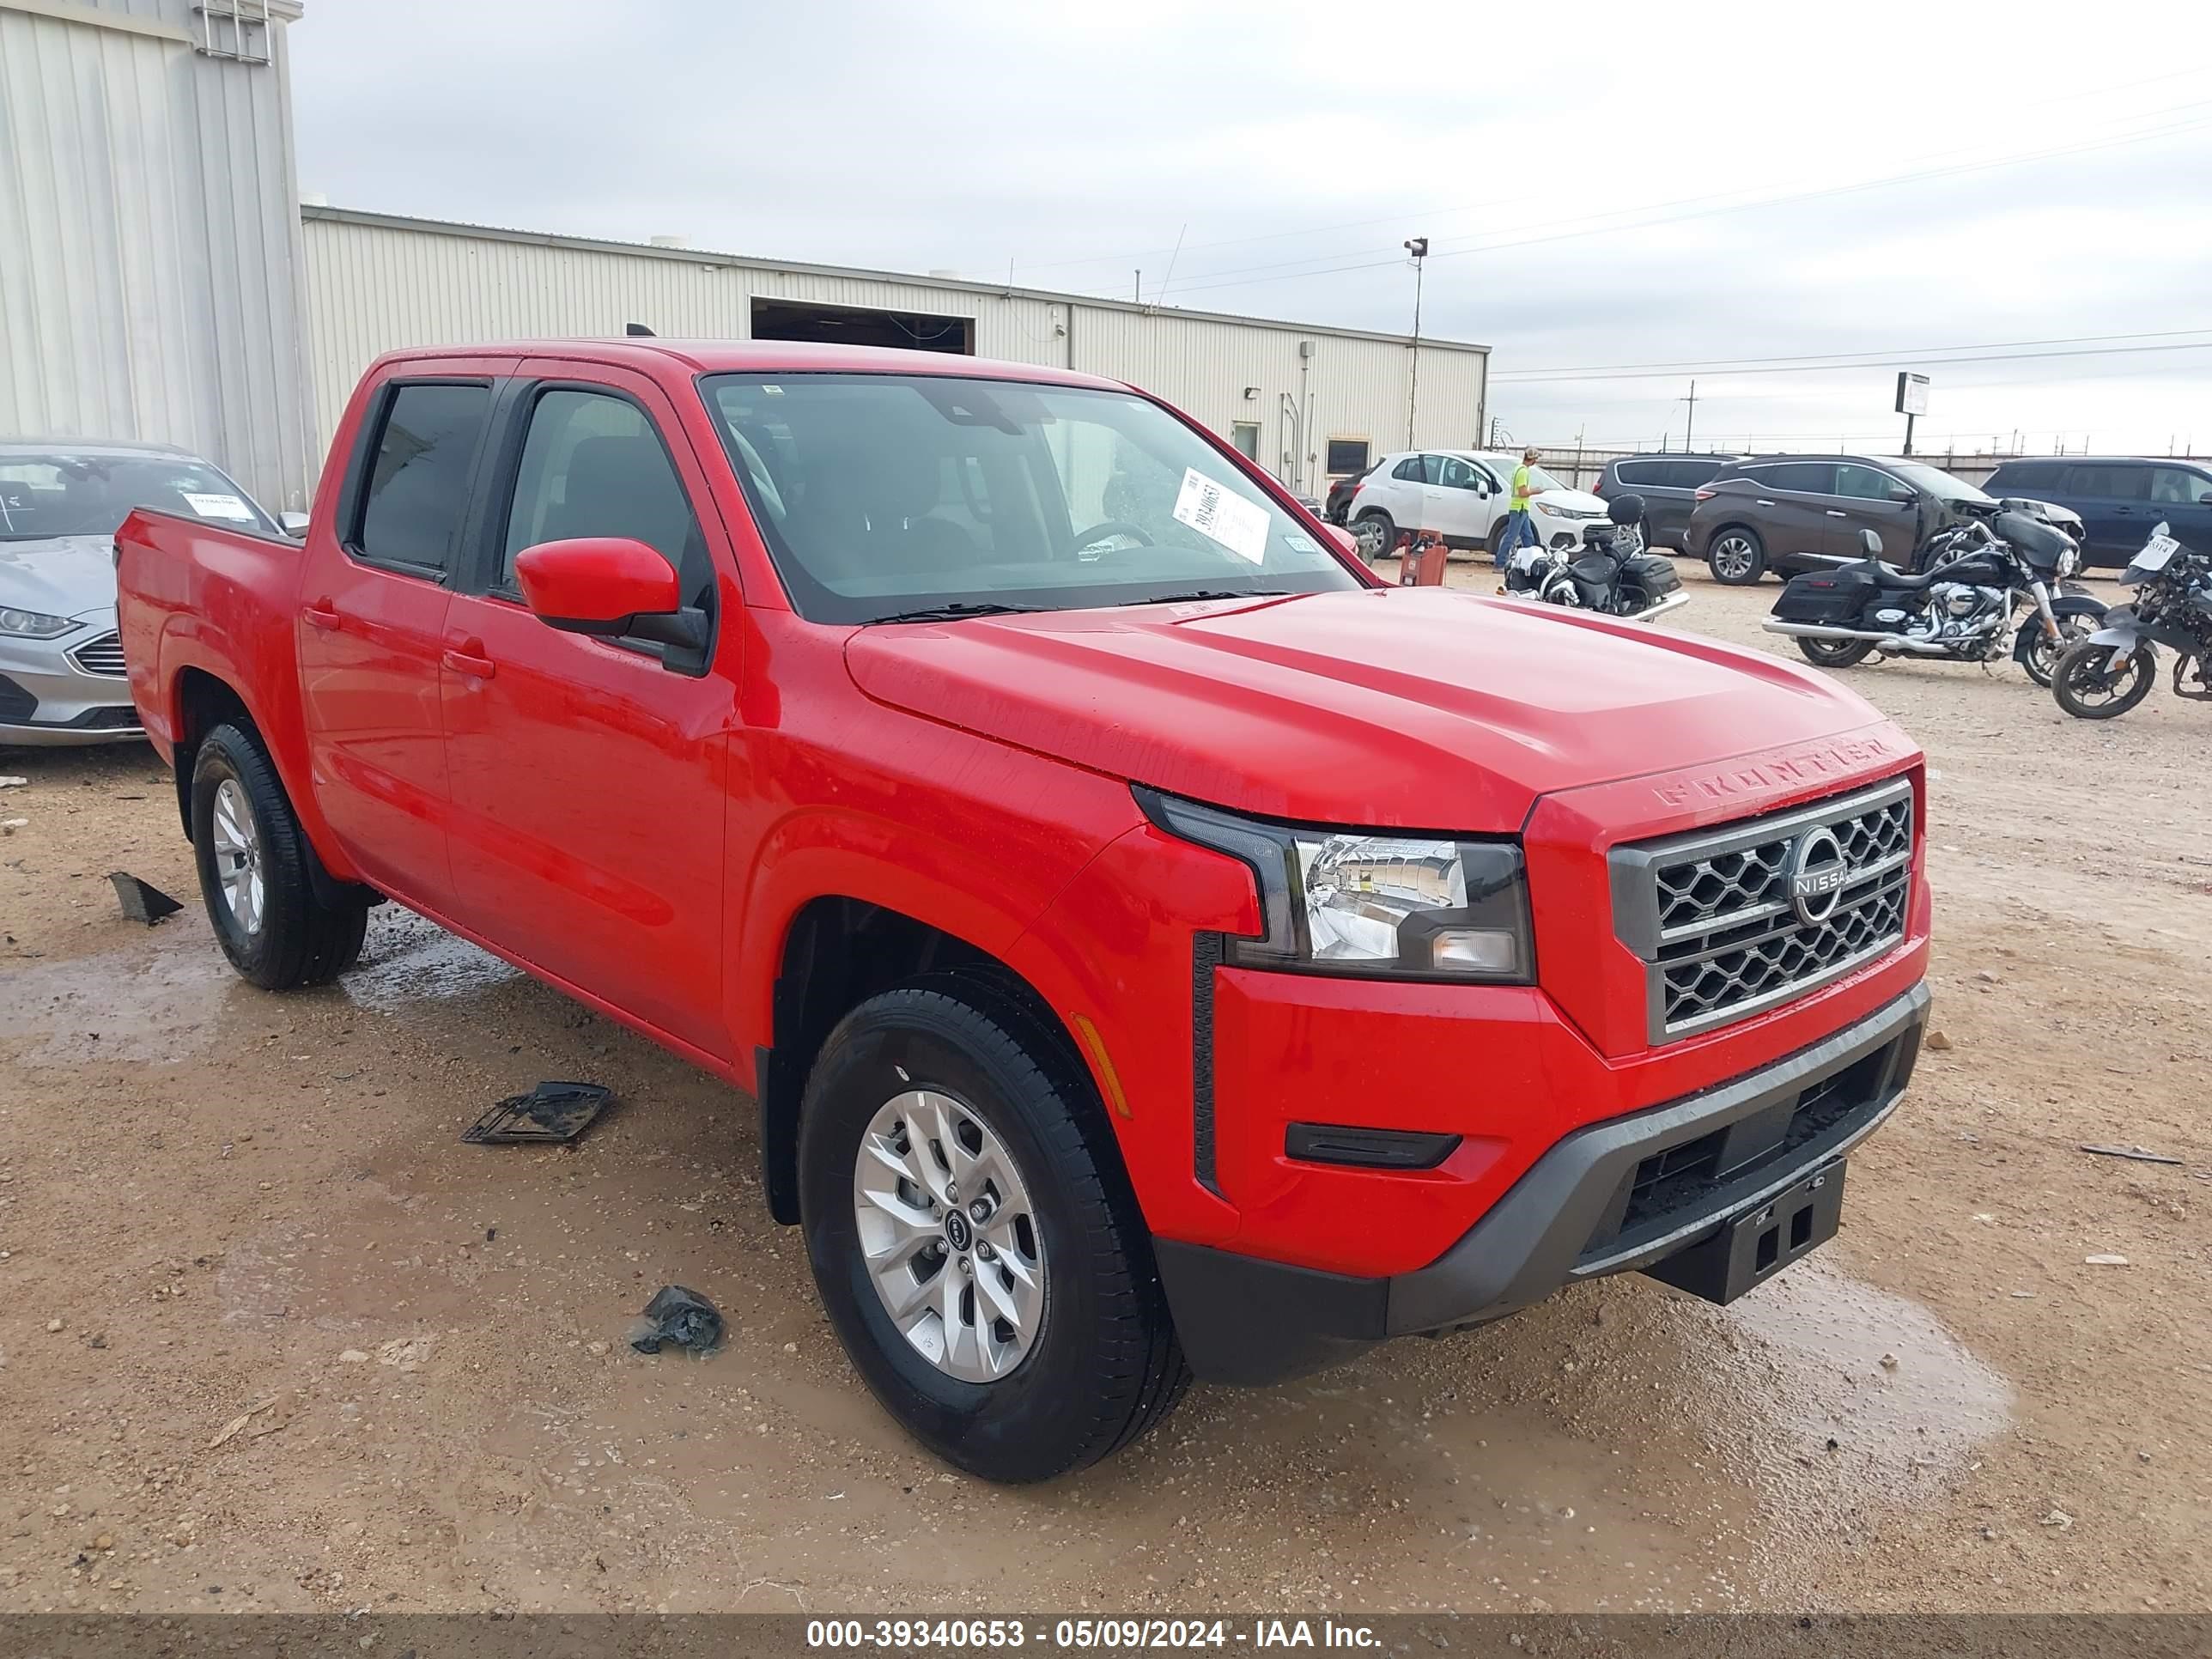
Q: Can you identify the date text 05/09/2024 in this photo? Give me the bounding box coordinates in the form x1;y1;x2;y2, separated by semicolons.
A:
805;1620;1382;1650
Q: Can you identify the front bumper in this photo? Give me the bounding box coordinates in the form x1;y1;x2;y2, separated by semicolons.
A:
1155;982;1928;1384
0;611;142;745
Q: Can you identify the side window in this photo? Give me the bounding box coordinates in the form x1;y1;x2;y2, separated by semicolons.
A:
1613;461;1656;486
1834;464;1901;501
1391;456;1425;483
1437;456;1480;490
1996;463;2052;493
500;389;708;604
355;382;492;574
1752;462;1836;494
2148;467;2209;505
2063;465;2147;500
1668;459;1723;487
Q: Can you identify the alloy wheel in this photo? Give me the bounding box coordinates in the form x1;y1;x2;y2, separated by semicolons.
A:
209;776;264;937
851;1088;1047;1382
1711;535;1757;581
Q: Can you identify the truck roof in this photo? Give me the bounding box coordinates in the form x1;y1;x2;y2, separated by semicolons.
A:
373;338;1132;392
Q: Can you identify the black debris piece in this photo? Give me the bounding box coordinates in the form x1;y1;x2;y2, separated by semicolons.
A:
462;1081;611;1145
109;872;184;925
630;1285;724;1356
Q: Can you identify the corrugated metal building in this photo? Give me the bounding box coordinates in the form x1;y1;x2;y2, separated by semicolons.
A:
0;0;317;512
300;208;1489;502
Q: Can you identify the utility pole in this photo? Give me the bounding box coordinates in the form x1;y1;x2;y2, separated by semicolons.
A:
1683;380;1697;453
1403;237;1429;447
1133;269;1141;303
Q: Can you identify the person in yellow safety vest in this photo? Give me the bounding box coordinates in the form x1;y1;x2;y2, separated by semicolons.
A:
1494;446;1542;568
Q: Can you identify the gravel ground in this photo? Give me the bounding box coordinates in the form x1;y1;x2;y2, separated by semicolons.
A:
0;566;2205;1615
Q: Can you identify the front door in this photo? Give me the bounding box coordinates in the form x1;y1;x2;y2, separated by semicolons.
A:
438;364;737;1060
1827;463;1923;564
2145;464;2212;556
2059;463;2146;562
1738;461;1838;570
1428;454;1492;544
298;371;507;913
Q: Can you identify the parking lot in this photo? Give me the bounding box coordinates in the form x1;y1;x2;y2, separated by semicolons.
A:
1;566;2206;1616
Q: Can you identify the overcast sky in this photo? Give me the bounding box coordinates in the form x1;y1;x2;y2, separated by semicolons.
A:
291;0;2212;459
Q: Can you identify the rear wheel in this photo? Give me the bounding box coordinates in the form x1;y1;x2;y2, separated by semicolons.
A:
1352;511;1395;563
798;981;1188;1482
2052;641;2154;720
190;721;368;989
1707;527;1765;585
1795;635;1875;669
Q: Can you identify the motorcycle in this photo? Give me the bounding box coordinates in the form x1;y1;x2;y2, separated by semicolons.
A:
2051;521;2212;720
1501;493;1687;622
1759;500;2101;686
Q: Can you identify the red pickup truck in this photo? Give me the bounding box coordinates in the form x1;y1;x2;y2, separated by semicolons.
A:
116;341;1931;1481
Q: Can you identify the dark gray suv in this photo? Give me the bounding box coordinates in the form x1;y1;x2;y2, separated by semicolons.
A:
1592;453;1741;551
1684;454;2004;585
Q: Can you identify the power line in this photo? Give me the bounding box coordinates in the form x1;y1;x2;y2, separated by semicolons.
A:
1493;327;2212;382
1493;338;2212;386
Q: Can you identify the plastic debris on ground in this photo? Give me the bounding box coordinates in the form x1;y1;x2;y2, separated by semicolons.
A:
109;872;184;924
461;1080;611;1145
630;1285;724;1356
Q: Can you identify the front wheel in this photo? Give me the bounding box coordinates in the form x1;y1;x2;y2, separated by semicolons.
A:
1795;635;1875;669
1706;528;1766;585
2051;641;2154;720
798;981;1188;1482
191;722;368;989
2019;611;2101;688
1352;511;1395;563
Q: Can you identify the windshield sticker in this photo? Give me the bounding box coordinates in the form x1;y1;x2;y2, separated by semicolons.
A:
1283;532;1320;554
182;492;256;522
1172;469;1270;565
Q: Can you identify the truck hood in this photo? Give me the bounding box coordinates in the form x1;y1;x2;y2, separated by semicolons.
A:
0;535;118;621
844;588;1888;830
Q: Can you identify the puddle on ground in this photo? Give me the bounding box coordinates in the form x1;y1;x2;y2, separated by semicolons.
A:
342;908;520;1012
0;919;237;1063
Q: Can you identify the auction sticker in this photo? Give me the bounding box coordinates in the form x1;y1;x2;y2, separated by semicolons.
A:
1172;469;1270;565
182;492;257;522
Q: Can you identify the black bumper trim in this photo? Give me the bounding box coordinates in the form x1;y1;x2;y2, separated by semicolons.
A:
1154;982;1929;1385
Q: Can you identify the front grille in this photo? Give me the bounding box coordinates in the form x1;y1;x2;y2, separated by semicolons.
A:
68;630;127;677
1610;777;1913;1042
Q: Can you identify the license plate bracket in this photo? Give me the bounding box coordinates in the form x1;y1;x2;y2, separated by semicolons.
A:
1643;1162;1846;1304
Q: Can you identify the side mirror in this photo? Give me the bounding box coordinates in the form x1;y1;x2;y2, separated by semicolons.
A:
1323;524;1359;557
2198;493;2212;506
1859;529;1884;556
279;511;311;538
514;537;682;637
1887;487;1916;504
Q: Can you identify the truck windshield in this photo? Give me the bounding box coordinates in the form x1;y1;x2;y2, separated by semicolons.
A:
0;453;276;541
701;374;1363;623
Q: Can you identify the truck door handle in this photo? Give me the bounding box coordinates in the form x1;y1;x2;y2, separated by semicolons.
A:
441;647;496;680
303;602;341;631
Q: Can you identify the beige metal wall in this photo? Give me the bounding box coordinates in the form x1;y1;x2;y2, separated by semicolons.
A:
0;0;316;512
301;210;1487;499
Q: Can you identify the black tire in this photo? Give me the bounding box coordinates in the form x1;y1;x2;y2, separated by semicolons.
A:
2051;641;2154;720
2019;611;2101;690
190;721;368;990
1795;635;1875;669
797;980;1188;1482
1706;526;1766;585
1352;510;1395;563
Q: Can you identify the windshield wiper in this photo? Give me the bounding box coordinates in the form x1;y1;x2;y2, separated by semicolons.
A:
862;601;1036;625
1124;589;1295;606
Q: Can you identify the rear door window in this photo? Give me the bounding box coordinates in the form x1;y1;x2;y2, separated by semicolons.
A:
1667;459;1725;487
2062;464;2148;500
354;383;493;575
1743;462;1835;494
1613;460;1658;486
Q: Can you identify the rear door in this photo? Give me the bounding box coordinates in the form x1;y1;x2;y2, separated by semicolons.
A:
2059;463;2146;562
1736;461;1835;570
1829;462;1921;564
299;365;510;912
437;361;737;1059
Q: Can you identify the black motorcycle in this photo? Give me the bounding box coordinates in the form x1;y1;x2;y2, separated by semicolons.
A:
2051;521;2212;720
1502;493;1686;622
1759;501;2101;686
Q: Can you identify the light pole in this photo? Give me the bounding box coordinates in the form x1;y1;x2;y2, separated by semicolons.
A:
1404;237;1428;447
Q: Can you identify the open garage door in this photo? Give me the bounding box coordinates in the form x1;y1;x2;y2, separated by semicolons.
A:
750;297;974;355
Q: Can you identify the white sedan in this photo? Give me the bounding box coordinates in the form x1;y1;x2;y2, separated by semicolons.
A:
1346;450;1610;560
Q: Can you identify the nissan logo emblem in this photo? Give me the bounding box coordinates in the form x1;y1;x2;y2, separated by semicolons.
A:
1788;826;1849;925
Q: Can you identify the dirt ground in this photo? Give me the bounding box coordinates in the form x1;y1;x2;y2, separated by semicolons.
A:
1;566;2206;1617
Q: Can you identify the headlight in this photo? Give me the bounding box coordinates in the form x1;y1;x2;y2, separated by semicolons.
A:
1540;503;1603;521
0;607;77;639
1137;789;1534;982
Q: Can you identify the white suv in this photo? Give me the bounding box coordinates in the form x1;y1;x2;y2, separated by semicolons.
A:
1346;451;1610;560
